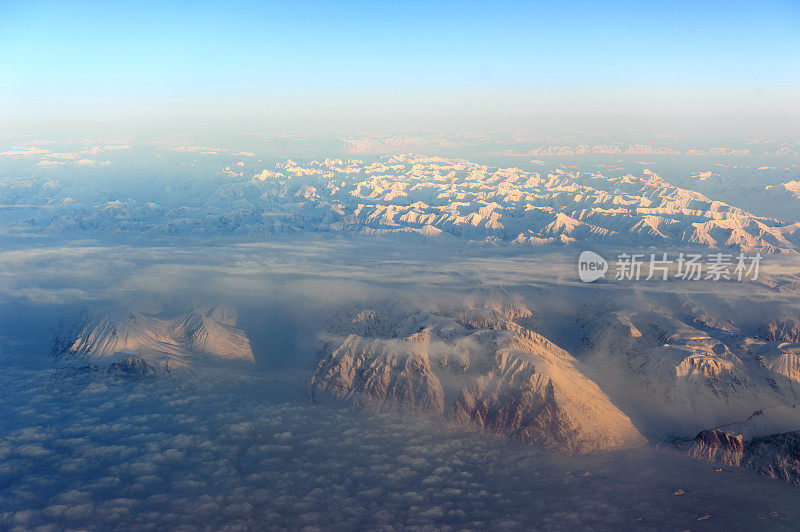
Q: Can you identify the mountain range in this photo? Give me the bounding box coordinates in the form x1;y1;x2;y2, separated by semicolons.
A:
5;155;800;253
51;283;800;483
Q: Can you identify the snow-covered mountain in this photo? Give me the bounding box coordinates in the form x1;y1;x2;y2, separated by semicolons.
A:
52;305;255;375
5;155;800;253
309;282;800;471
311;291;644;453
577;305;800;438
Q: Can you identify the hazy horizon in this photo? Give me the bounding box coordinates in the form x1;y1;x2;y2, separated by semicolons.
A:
2;0;799;137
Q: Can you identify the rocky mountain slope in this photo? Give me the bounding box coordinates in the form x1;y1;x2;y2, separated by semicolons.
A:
311;291;644;453
577;303;800;438
52;304;255;375
687;426;800;485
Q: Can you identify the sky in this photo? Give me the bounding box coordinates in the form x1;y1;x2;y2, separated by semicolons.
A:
1;0;799;136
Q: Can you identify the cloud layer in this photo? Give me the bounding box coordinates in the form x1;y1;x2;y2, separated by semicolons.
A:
1;361;798;530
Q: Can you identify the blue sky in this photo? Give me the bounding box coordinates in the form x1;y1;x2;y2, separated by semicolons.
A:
2;0;799;135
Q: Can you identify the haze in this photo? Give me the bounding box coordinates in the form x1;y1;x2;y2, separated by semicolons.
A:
2;0;799;137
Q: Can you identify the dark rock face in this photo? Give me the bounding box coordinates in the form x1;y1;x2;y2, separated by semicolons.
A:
55;357;170;381
55;364;104;378
688;429;800;485
106;358;166;380
745;432;800;485
53;357;174;383
688;429;745;466
760;318;800;343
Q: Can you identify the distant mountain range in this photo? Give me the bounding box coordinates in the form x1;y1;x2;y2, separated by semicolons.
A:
4;154;799;253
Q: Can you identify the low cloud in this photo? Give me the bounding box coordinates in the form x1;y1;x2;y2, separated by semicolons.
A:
0;146;50;156
0;364;797;530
